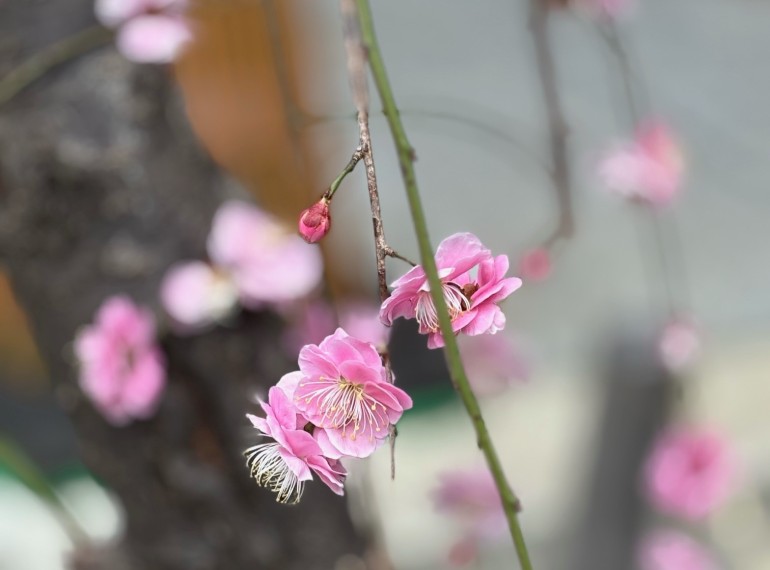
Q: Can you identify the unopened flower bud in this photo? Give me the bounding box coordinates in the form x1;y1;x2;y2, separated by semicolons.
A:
298;198;331;244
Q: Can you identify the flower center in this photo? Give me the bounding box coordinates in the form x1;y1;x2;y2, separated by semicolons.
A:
244;442;303;504
414;282;472;333
300;377;386;441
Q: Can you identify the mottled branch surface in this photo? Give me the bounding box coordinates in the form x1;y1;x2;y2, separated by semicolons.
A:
0;1;364;569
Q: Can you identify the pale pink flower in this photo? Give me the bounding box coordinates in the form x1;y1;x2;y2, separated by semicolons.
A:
245;385;346;503
638;530;718;570
95;0;192;64
208;200;323;308
292;328;412;458
74;296;166;426
459;334;529;397
519;248;552;282
659;318;700;372
160;261;238;331
599;120;684;208
380;233;522;349
298;198;332;244
643;426;737;520
433;467;506;565
339;302;391;350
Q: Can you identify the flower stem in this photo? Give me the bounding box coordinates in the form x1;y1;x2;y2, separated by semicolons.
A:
0;26;112;107
326;147;364;200
353;1;534;568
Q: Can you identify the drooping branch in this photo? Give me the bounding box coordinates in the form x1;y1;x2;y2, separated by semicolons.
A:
529;0;574;247
350;0;535;568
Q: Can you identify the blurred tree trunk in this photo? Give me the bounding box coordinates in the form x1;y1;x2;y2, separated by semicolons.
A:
0;1;366;569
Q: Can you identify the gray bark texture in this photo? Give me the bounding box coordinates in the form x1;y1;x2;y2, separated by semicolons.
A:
0;1;366;568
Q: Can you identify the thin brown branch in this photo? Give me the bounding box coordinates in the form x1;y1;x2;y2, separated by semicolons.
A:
529;0;574;246
339;0;399;478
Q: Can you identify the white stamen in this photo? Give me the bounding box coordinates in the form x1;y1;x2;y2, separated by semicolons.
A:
244;442;304;504
414;282;471;333
299;377;387;441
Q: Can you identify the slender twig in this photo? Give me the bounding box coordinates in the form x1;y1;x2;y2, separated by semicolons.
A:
352;1;534;568
529;0;574;248
600;20;690;319
327;147;364;200
339;0;408;479
0;26;112;107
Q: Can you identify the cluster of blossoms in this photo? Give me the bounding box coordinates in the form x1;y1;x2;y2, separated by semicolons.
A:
95;0;193;64
638;425;737;570
245;329;412;503
162;200;323;332
74;200;324;426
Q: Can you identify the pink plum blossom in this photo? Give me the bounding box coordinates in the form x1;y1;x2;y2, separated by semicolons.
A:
160;261;238;331
292;328;412;458
74;296;166;426
432;468;507;565
380;233;522;349
458;333;529;397
208;200;323;308
658;318;700;372
599;120;684;208
245;385;346;503
519;248;552;282
643;426;737;520
638;530;718;570
95;0;192;64
298;198;332;244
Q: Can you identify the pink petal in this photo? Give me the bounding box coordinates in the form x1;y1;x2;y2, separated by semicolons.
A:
160;261;238;330
94;0;149;27
116;15;192;64
275;371;304;401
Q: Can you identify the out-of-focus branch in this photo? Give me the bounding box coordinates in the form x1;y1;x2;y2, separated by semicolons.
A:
0;26;111;107
529;0;574;247
352;0;535;567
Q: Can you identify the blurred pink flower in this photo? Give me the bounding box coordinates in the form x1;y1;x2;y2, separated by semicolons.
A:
380;233;522;349
459;334;529;397
659;318;700;372
160;261;238;331
293;328;412;458
74;296;166;426
339;302;391;349
638;530;718;570
644;426;737;520
208;200;323;308
519;248;552;282
599;120;684;208
95;0;192;64
432;467;507;564
245;385;346;503
298;198;332;244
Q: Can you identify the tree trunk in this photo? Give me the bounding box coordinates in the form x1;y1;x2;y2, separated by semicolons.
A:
0;1;366;568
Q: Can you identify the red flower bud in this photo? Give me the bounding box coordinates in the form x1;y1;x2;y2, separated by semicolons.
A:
298;198;331;244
